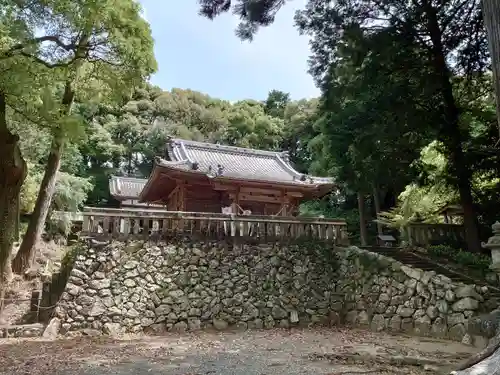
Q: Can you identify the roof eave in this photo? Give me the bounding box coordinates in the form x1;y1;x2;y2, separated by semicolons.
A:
212;175;336;190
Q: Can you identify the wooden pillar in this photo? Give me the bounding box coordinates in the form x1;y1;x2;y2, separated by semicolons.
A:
178;182;186;211
282;193;291;217
228;187;239;236
358;191;368;246
373;185;383;235
230;186;240;213
176;182;186;230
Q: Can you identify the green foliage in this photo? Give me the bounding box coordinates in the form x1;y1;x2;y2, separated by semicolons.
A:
427;244;490;271
198;0;498;253
377;140;498;237
300;197;361;244
77;86;322;204
60;242;86;276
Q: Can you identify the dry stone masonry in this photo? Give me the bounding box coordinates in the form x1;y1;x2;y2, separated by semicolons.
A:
55;241;496;345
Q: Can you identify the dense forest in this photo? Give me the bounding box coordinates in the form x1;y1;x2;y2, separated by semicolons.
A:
1;0;499;280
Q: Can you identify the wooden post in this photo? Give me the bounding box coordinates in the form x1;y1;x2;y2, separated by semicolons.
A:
28;290;40;323
230;187;239;236
357;191;368;246
178;182;185;230
373;185;383;235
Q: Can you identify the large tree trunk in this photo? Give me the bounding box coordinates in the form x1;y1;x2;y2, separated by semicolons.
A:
12;30;89;274
0;92;27;284
423;1;481;253
373;184;383;235
483;0;500;139
13;81;75;273
12;133;64;272
357;192;368;246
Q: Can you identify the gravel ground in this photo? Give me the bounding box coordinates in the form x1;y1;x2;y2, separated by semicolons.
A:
0;328;477;375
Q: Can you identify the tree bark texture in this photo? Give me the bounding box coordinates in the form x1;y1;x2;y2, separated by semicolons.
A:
373;185;383;235
423;0;481;252
12;133;64;272
13;31;89;273
357;192;368;246
0;92;27;281
13;81;74;273
483;0;500;139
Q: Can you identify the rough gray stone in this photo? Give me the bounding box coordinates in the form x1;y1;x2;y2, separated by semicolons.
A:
271;306;287;319
448;323;467;341
448;312;465;326
88;279;111;290
56;242;492;344
213;318;228;330
452;297;479;312
413;315;431;336
456;285;482;301
370;314;386;332
42;318;61;339
172;321;188;332
396;306;415;318
426;306;439;319
103;323;123;336
431;317;448;338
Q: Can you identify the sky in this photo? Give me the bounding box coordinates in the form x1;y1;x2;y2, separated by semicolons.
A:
138;0;319;102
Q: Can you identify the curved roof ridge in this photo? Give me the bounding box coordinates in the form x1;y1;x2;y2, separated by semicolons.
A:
170;138;284;158
155;156;191;167
110;175;147;183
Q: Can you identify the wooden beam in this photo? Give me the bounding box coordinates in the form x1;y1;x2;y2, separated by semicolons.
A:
238;193;281;204
240;186;280;196
212;181;237;191
286;191;303;198
167;185;179;201
178;182;186;211
281;193;290;216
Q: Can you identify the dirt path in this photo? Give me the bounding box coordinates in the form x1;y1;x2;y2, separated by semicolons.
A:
0;328;477;375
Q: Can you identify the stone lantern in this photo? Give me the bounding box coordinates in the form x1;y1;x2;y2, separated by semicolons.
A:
483;221;500;272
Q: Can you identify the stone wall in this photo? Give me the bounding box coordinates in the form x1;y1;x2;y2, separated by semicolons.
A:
338;247;496;345
55;241;496;344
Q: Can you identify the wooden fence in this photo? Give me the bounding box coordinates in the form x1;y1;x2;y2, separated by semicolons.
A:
406;223;465;246
81;207;349;245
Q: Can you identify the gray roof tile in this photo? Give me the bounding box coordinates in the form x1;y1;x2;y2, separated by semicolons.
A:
161;138;334;185
109;176;147;199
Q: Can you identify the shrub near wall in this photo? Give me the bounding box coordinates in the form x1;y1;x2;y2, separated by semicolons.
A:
55;240;495;344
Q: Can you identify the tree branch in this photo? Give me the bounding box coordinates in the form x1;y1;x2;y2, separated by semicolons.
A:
2;35;78;58
17;51;79;69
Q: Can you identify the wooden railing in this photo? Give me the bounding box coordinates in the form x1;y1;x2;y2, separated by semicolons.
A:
81;207;349;245
406;223;465;246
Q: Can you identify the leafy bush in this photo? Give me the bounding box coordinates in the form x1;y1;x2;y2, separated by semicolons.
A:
428;235;467;251
428;244;490;270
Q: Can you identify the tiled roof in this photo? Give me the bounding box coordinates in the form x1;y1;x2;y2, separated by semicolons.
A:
109;176;147;200
160;138;334;186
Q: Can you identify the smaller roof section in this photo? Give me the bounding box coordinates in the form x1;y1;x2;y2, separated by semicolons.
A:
436;203;464;216
109;176;147;200
161;138;334;186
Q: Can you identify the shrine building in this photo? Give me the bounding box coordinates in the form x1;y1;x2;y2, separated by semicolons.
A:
109;138;335;217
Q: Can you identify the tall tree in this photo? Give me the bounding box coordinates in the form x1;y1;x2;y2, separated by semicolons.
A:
4;0;156;273
198;0;490;253
483;0;500;139
264;89;290;119
0;2;49;279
